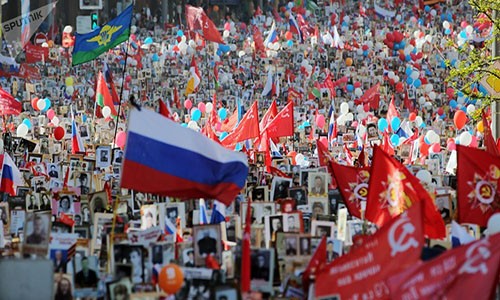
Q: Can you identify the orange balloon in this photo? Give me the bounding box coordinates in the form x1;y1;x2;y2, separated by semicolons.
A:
158;264;184;294
285;31;293;40
346;58;353;66
477;120;484;133
213;5;219;12
453;110;467;130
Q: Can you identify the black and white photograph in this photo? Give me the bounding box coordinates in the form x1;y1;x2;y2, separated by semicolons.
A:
74;255;100;289
140;204;157;230
311;220;336;239
366;123;379;140
193;224;222;267
250;249;274;293
254;151;266;167
39;193;52;211
283;212;301;232
264;214;283;247
107;277;132;300
47;163;60;179
58;194;75;215
113;245;145;284
31;176;48;193
89;191;108;220
251;186;269;201
285;234;298;255
299;236;312;256
288;187;308;206
214;286;238;300
23;211;51;254
91;213;113;252
182;248;195;267
75;172;92;195
25;193;39;211
79;124;90;140
310;197;330;219
308;172;328;197
270;177;292;201
96;146;112;169
161;202;186;233
435;193;451;222
39;138;50;154
112;148;124;164
347;220;363;240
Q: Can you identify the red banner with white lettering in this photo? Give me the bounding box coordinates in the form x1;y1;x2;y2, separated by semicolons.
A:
315;201;425;299
25;43;49;64
386;233;500;300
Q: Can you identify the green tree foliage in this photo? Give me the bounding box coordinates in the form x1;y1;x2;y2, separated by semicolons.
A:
447;0;500;119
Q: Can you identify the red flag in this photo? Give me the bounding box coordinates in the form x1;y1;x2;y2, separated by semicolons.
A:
381;130;395;156
96;71;118;116
331;161;370;219
158;99;174;120
173;86;180;109
457;145;500;227
269;166;292;179
387;233;500;300
0;87;22;116
355;83;380;110
221;101;260;148
316;140;338;189
358;145;366;167
253;26;266;57
386;95;399;123
241;199;252;292
302;236;327;291
264;101;294;138
481;110;499;156
366;146;446;239
255;100;278;149
315;201;425;299
185;5;225;44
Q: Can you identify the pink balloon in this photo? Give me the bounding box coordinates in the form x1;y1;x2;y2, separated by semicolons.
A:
116;131;127;148
224;22;231;31
316;115;326;128
470;136;478;148
198;102;206;113
319;136;328;149
184;99;192;110
352;121;358;128
46;109;56;120
447;141;456;151
430;143;441;153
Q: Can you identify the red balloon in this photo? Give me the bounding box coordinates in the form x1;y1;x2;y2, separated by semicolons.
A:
395;82;404;93
420;139;430;156
453;110;467;130
31;98;40;111
446;87;455;98
409;112;417;121
285;31;293;40
54;126;65;140
354;82;362;88
437;107;444;115
386;42;394;49
386;32;394;42
364;103;370;112
362;44;369;51
430;143;441;153
399;53;406;62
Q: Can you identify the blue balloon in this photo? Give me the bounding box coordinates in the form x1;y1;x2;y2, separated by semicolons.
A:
216;49;223;56
44;98;51;110
177;30;184;37
424;136;431;145
235;143;243;151
287;40;293;47
405;67;412;76
152;53;159;62
144;37;153;44
459;31;467;39
391;117;401;132
303;121;310;127
220;132;228;140
219;44;231;53
419;121;426;128
424;5;430;12
218;108;228;120
413;79;422;88
363;50;368;57
191;109;201;121
406;77;414;85
450;100;457;108
378;118;388;132
390;134;400;147
405;54;411;61
22;118;32;129
445;28;451;35
181;123;188;127
461;106;467;113
82;115;87;122
347;84;354;92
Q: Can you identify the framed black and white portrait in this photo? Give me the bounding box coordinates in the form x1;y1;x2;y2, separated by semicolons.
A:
23;211;51;255
89;191;107;221
250;249;274;293
140;204;158;230
283;212;302;233
288;187;308;206
107;277;132;300
79;124;90;141
270;177;292;201
113;245;145;284
74;255;100;289
57;193;75;216
308;172;328;197
95;145;112;169
264;214;283;248
193;224;222;267
311;220;336;239
74;172;92;195
310;197;330;219
112;148;124;165
25;193;40;211
299;236;312;256
251;186;269;201
47;163;60;179
160;202;186;233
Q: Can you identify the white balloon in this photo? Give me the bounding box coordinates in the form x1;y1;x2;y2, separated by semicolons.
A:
346;112;354;121
16;123;29;137
188;120;199;130
466;104;476;115
415;116;424;126
181;35;186;43
87;88;95;98
425;130;439;144
178;41;187;51
424;84;433;93
428;91;436;100
486;213;500;236
388;71;395;79
443;21;450;29
348;101;354;110
393;75;400;83
459;131;472;146
356;105;364;113
188;40;196;48
418;97;426;105
411;70;420;80
465;25;473;34
131;25;137;34
63;25;73;33
295;153;305;164
223;30;230;38
102;106;112;118
230;44;237;51
52;117;60;126
340;102;349;115
425;35;433;43
416;170;432;185
205;102;213;113
337;114;347;126
354;88;363;97
238;50;245;58
344;16;350;23
65;85;74;95
37;99;47;111
430;9;437;17
0;139;4;153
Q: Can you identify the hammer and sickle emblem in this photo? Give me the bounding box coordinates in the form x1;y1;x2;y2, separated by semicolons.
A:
459;240;490;275
388;216;419;257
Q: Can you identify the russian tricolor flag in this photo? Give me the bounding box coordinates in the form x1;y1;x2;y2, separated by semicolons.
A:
121;108;248;206
71;110;85;154
0;153;24;196
211;200;226;224
264;21;278;47
199;199;209;225
289;14;303;43
451;221;475;248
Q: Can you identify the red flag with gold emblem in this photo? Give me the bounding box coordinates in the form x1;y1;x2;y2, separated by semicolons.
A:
366;146;446;239
221;101;260;148
457;145;500;227
331;161;370;219
316;140;337;189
